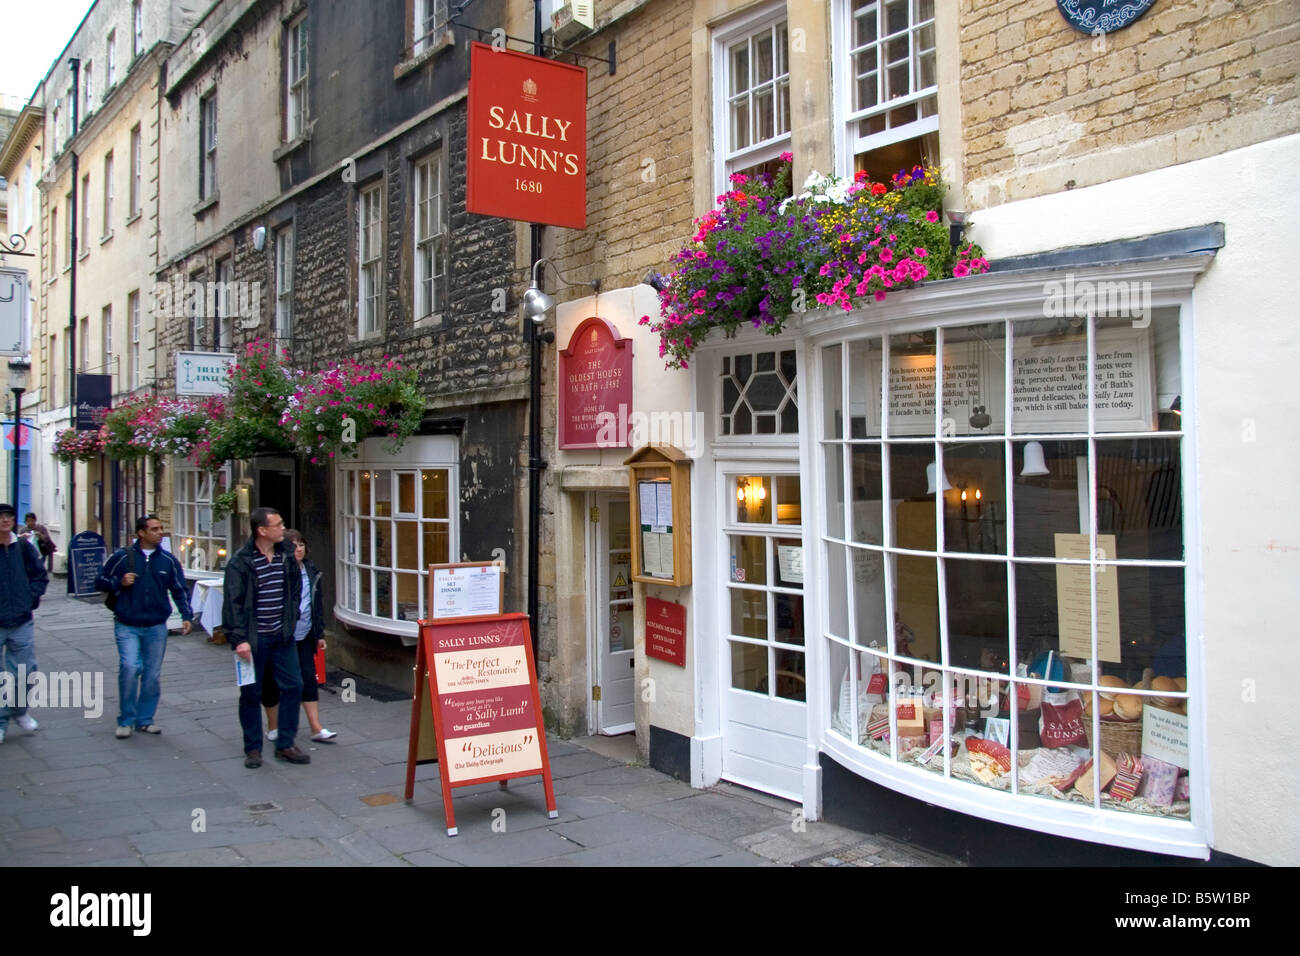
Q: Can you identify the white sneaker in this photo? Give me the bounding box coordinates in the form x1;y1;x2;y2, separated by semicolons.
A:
15;714;38;732
311;729;338;742
266;729;278;741
115;725;132;739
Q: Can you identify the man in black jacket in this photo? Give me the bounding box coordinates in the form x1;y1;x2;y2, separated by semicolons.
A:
0;502;49;745
222;507;309;767
96;515;194;738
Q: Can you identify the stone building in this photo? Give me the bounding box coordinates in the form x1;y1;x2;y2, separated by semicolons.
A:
154;0;524;687
534;0;1299;865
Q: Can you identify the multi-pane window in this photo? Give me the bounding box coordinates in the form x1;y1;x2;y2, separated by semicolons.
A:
718;14;790;189
133;1;144;58
840;0;938;176
115;460;145;550
83;61;93;115
720;350;799;436
358;183;383;335
413;0;448;56
213;258;232;349
128;290;141;389
129;125;142;218
413;153;446;322
340;461;454;623
189;272;205;347
80;175;90;256
103;151;114;236
275;226;294;341
199;93;217;200
286;15;309;140
821;308;1188;820
52;104;61;149
174;467;233;571
79;317;89;372
102;305;113;378
64;193;72;266
107;31;117;87
50;207;58;271
48;335;57;407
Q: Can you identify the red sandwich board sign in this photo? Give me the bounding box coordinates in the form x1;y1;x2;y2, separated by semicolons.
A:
405;612;557;836
466;41;587;229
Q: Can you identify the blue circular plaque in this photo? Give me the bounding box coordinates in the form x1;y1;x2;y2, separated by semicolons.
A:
1057;0;1158;34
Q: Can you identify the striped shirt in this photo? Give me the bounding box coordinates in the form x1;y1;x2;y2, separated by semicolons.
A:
254;552;286;636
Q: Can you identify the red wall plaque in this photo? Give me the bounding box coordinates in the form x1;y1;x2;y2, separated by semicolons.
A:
466;42;587;229
645;596;686;667
559;316;633;449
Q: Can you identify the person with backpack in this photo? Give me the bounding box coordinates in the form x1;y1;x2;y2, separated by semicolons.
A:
95;515;194;738
0;503;49;744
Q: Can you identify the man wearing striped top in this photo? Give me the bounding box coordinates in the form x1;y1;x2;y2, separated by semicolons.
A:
222;507;310;767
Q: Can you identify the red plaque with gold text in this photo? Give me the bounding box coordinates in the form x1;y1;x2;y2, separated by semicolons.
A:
559;316;633;449
466;42;587;229
645;596;687;667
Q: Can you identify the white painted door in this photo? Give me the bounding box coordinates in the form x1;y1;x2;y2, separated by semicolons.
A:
721;472;807;800
596;496;635;734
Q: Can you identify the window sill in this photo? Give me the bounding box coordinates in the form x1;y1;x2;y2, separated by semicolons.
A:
394;31;454;80
78;249;89;262
273;126;313;162
192;192;219;218
125;212;141;227
413;312;444;330
99;230;114;246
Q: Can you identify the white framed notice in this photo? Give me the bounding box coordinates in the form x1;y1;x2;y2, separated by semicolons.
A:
1142;705;1190;770
428;562;505;620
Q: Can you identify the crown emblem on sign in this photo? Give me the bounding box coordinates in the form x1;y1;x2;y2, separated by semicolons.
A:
590;329;598;343
522;78;537;96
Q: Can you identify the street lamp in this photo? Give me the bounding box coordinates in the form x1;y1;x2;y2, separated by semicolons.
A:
8;358;31;509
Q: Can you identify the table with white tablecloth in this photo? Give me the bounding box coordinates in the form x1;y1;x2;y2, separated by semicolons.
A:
190;578;225;634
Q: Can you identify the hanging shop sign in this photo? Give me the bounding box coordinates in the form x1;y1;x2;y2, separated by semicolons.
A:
645;596;686;667
404;612;558;836
176;351;236;396
466;42;587;229
74;374;112;431
1056;1;1157;34
0;268;30;355
559;317;633;449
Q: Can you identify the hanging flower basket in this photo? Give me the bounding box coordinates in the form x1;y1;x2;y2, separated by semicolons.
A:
51;427;105;463
640;156;990;368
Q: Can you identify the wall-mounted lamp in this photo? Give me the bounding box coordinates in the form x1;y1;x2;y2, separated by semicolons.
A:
1170;395;1181;417
523;257;600;324
1021;441;1049;477
947;209;967;253
251;226;267;251
642;271;670;294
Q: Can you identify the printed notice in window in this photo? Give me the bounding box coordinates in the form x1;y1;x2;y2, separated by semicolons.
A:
1053;533;1120;663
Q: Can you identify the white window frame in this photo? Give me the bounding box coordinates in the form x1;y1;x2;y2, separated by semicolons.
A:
275;226;294;341
199;93;218;200
285;15;309;141
107;31;117;87
63;193;72;268
358;182;383;336
50;206;58;272
173;464;234;572
214;257;232;349
102;304;113;377
128;125;142;219
128;290;141;389
413;0;449;56
712;6;791;199
80;174;90;258
79;316;89;372
831;0;939;177
334;437;457;638
83;60;94;115
413;152;446;324
102;151;114;238
23;159;34;232
133;0;144;59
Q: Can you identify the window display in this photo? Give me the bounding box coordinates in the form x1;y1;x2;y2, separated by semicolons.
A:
823;309;1190;821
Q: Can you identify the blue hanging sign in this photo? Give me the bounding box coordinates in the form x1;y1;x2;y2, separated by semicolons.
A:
68;530;106;597
1057;0;1157;34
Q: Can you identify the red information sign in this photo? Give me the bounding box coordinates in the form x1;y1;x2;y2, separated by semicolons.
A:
645;596;686;667
559;316;634;449
466;42;587;229
404;613;557;836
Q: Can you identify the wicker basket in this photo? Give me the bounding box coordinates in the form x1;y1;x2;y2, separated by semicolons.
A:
1086;718;1142;757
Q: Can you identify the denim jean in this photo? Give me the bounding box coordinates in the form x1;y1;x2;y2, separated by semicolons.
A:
238;634;301;754
0;619;38;731
114;621;169;728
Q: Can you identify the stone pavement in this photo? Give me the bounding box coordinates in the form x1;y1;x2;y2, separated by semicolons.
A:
0;588;962;867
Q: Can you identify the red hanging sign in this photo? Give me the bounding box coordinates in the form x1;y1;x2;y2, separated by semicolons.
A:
466;42;587;229
559;316;634;449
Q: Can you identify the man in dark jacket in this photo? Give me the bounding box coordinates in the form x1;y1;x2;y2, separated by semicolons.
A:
0;502;49;744
96;515;194;738
222;506;309;767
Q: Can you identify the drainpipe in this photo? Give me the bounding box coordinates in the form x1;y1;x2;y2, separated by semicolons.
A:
525;0;545;655
68;57;80;539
